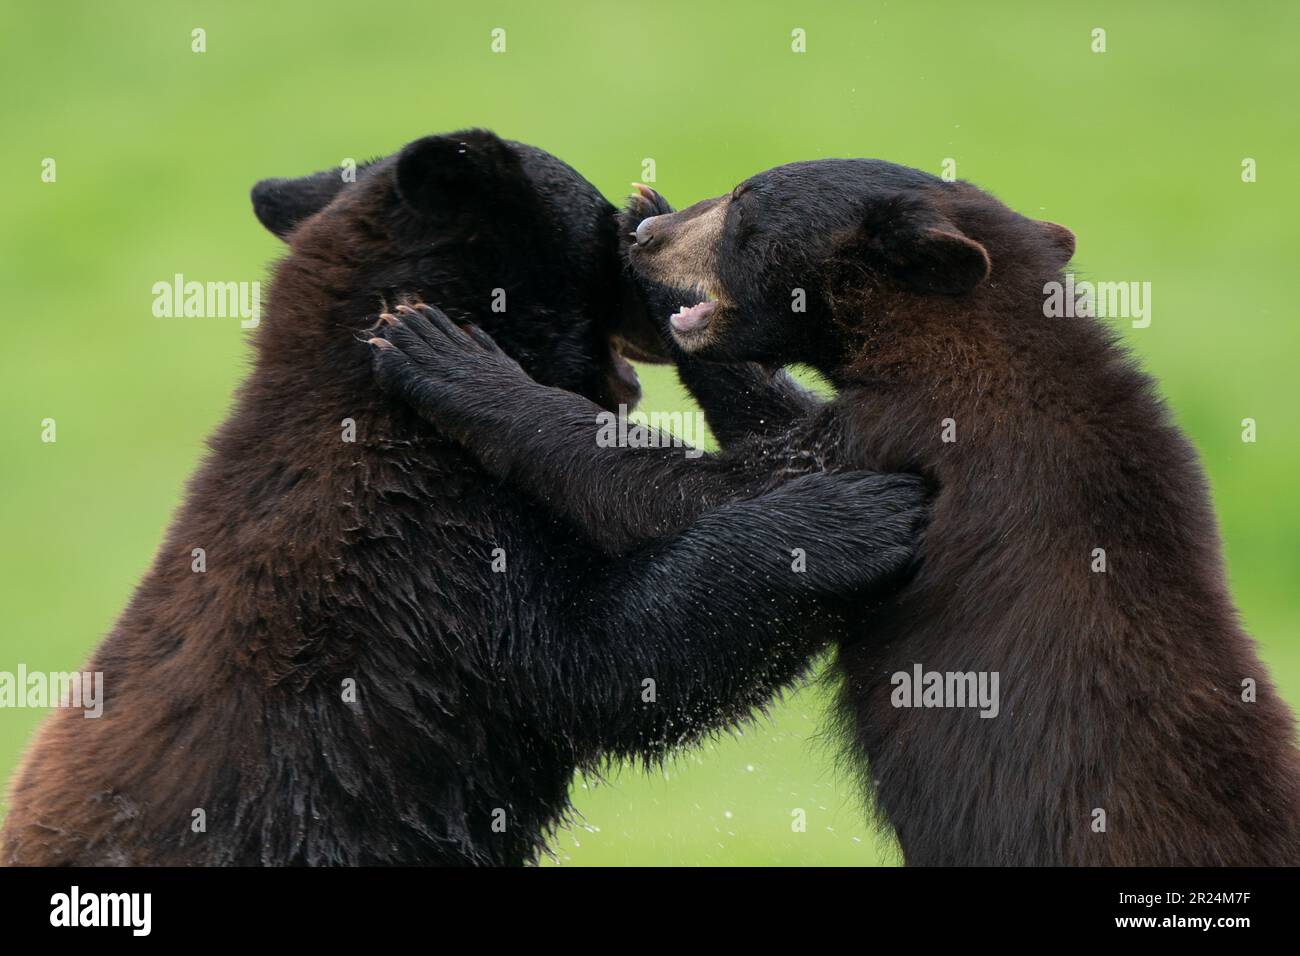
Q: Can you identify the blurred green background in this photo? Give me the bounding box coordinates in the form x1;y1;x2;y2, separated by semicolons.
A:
1;1;1296;865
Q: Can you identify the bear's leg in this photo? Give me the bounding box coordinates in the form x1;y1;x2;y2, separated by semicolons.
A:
670;355;825;450
535;470;923;758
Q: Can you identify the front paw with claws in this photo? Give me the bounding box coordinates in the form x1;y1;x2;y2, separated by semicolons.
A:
617;183;674;247
367;302;529;438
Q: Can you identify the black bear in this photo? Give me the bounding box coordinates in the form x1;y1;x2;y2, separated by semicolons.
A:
371;159;1300;865
0;134;926;866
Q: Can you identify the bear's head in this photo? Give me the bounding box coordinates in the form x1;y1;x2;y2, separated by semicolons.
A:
252;129;668;411
626;159;1074;372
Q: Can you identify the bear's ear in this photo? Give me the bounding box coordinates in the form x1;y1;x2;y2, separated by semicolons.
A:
892;227;991;296
395;129;521;216
847;194;991;296
250;169;349;241
1038;220;1076;265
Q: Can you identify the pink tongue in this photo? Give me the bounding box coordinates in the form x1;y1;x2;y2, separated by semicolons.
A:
670;301;717;332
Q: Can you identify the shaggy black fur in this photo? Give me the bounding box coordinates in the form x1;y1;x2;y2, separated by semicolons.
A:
0;134;925;866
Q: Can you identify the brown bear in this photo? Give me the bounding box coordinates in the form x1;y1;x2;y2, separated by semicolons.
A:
0;136;927;866
369;160;1300;865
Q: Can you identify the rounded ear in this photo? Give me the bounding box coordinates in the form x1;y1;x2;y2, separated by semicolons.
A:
845;193;991;297
895;228;992;296
1038;220;1076;265
250;169;349;240
395;129;519;216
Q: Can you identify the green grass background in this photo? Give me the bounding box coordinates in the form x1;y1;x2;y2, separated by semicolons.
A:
1;1;1296;865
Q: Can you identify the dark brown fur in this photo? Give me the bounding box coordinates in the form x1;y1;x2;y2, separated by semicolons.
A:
381;162;1300;864
636;163;1300;864
0;137;925;866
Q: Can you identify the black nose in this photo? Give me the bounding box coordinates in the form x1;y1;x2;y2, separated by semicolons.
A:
634;215;660;246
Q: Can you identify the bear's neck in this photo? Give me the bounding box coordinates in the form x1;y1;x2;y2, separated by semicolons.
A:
828;275;1159;483
822;272;1216;600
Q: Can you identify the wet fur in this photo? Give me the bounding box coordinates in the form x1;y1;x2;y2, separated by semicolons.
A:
0;136;926;866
